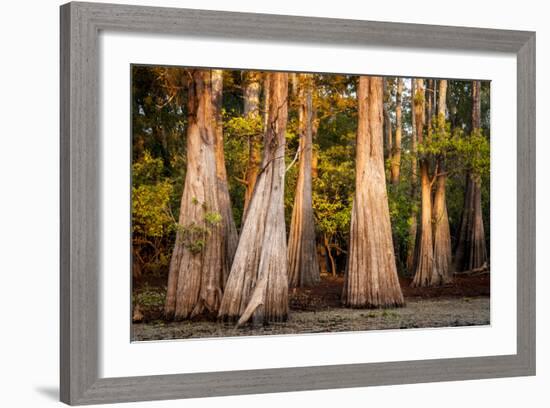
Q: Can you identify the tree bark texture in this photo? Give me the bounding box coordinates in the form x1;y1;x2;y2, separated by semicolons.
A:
165;70;225;320
342;76;404;308
432;79;453;282
242;71;262;220
390;78;403;184
454;80;488;272
211;70;239;285
218;72;289;325
288;74;320;287
406;79;418;274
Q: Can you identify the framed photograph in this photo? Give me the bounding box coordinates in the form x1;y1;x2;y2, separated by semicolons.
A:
60;1;535;405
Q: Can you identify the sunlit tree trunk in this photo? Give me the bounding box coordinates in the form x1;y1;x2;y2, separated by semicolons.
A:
411;79;445;287
288;74;320;287
218;72;289;325
406;79;419;274
211;70;239;285
454;80;488;272
342;76;404;308
242;71;262;220
165;70;224;319
432;79;453;282
390;78;403;184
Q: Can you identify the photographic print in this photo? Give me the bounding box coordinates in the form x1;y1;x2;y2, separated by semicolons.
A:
131;66;490;341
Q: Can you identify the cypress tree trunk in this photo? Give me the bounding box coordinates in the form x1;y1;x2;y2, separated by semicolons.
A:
218;72;289;325
390;78;403;184
454;80;488;272
406;79;419;275
288;74;320;287
242;71;262;220
211;70;239;285
165;70;225;320
411;79;445;287
342;76;404;308
432;79;453;282
383;79;393;163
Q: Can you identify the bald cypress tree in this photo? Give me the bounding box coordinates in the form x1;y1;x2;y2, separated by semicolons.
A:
165;69;225;320
432;79;453;282
219;72;290;325
343;76;404;308
288;74;320;287
454;80;488;272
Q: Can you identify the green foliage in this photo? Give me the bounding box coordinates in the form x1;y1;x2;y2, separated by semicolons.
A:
418;115;490;179
387;182;415;265
204;211;222;226
313;143;355;261
453;128;490;178
132;151;175;276
224;114;263;140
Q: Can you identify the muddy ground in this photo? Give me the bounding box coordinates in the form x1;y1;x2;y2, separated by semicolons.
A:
132;274;489;341
132;297;489;341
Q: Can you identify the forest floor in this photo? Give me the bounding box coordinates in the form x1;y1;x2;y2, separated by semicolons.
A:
132;274;490;341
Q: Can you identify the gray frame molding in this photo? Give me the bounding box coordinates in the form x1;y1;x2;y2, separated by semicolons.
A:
60;2;536;405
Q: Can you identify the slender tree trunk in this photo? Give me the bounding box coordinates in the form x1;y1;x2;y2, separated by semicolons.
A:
383;79;393;163
288;74;320;287
426;79;434;140
218;72;289;325
165;70;224;320
411;79;445;287
324;235;337;277
454;80;488;272
211;70;239;285
406;79;419;274
242;71;262;220
432;79;453;282
342;76;404;308
390;78;403;184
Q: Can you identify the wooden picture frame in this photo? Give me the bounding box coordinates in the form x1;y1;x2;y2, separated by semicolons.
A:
60;2;535;405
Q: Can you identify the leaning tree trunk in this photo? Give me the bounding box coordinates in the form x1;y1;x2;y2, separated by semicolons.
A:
411;79;445;287
406;79;419;275
342;76;404;308
211;70;239;285
218;72;289;325
288;74;320;287
165;70;224;320
432;79;453;282
454;80;488;272
242;71;262;220
390;78;403;184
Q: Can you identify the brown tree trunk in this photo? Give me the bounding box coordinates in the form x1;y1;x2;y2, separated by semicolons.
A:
383;79;393;163
432;79;453;282
454;80;488;272
218;72;289;325
411;79;445;287
242;71;262;220
288;74;320;287
406;79;418;274
426;79;434;139
342;76;404;308
211;70;239;285
390;78;403;184
165;70;225;320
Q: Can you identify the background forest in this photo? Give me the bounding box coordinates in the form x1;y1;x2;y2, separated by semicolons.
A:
131;66;490;339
